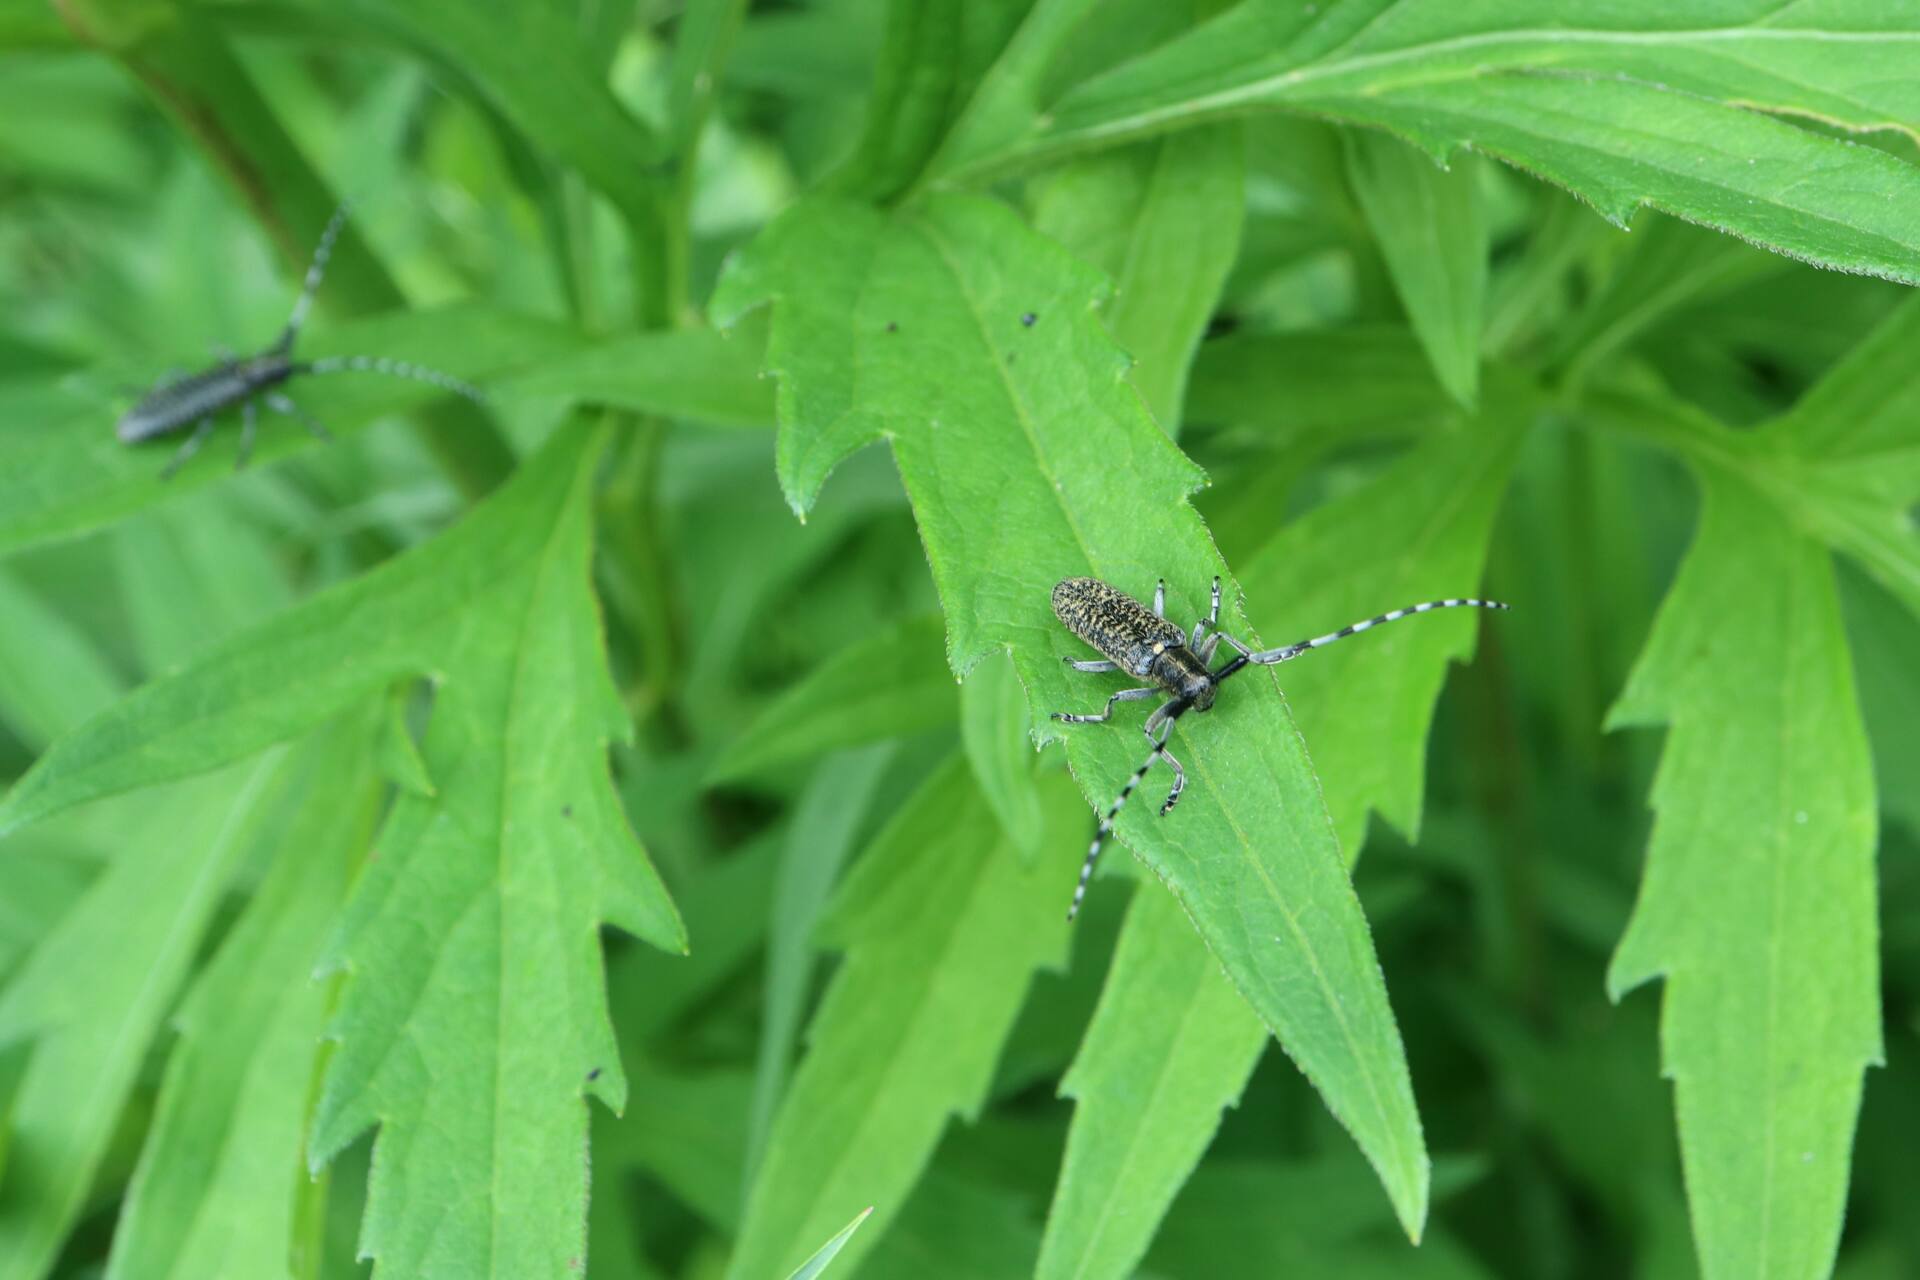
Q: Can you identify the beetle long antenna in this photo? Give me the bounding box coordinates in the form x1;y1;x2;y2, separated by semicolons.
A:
1216;597;1509;683
279;202;351;352
302;354;484;402
1069;723;1178;922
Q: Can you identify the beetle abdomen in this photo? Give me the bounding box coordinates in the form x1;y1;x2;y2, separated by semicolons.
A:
1052;577;1185;673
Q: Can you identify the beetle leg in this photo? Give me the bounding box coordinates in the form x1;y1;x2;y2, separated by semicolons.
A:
1190;575;1224;648
1052;685;1156;724
160;418;217;480
1063;657;1120;673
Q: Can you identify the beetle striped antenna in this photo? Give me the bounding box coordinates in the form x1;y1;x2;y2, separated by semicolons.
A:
1068;721;1182;921
1213;598;1509;682
302;354;484;402
277;201;352;353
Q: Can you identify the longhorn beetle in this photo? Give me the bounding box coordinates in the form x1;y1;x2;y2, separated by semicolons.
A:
116;203;483;478
1051;575;1508;920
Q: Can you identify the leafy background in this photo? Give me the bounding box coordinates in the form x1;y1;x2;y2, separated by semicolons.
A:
0;2;1917;1279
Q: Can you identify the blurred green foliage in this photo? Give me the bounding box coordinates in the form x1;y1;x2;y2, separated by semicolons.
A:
1;3;1918;1279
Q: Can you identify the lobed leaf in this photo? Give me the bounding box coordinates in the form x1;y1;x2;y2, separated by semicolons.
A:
0;419;683;1277
1608;466;1880;1280
958;1;1920;283
1039;406;1523;1277
713;190;1430;1237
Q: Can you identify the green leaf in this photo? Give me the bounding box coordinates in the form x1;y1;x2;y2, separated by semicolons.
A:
0;420;683;1276
1031;123;1245;433
1036;888;1266;1280
1343;130;1486;407
497;325;776;428
315;0;662;218
826;0;1027;202
0;757;282;1280
965;3;1920;282
1607;466;1880;1280
0;306;577;558
103;717;377;1280
713;191;1430;1238
708;614;955;783
1544;214;1778;387
1039;407;1523;1276
1241;406;1527;855
786;1206;875;1280
1183;326;1451;439
726;757;1075;1278
959;651;1045;862
748;746;896;1179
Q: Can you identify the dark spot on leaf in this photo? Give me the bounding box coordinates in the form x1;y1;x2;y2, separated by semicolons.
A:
1007;352;1018;365
886;321;898;333
562;805;573;818
586;1066;602;1082
1020;311;1037;327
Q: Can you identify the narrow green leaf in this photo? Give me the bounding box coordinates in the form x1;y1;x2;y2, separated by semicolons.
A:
1343;130;1486;407
1040;409;1523;1276
1608;468;1879;1280
826;0;1027;201
0;757;281;1280
0;420;683;1276
748;746;896;1179
1036;888;1266;1280
0;306;577;558
786;1206;875;1280
708;615;955;783
1032;123;1245;433
714;191;1430;1238
726;758;1075;1278
104;718;378;1280
959;651;1045;862
968;3;1920;282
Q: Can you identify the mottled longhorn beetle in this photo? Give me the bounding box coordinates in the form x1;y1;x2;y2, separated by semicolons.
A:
1051;575;1508;919
116;203;482;477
